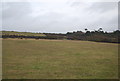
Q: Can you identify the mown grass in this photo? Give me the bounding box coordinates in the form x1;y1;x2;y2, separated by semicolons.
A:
2;39;118;79
1;31;46;36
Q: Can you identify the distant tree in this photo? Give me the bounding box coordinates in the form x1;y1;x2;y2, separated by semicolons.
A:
105;31;108;34
85;31;91;36
76;31;83;34
113;30;120;34
67;32;72;34
98;28;103;32
73;31;76;33
85;28;88;32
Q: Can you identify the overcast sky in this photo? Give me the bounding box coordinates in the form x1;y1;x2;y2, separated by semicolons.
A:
0;0;119;33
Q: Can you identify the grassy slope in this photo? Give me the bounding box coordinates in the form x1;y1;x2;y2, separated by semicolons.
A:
1;31;46;36
2;39;118;79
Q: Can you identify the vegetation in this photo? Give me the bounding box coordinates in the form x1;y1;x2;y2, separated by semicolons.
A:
1;28;120;43
3;39;118;79
1;31;46;36
66;28;120;43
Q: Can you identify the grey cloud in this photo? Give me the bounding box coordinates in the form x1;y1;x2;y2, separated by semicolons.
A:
2;2;31;19
70;1;117;13
70;2;82;7
0;3;2;29
1;1;118;32
2;2;33;31
118;2;120;30
87;2;117;13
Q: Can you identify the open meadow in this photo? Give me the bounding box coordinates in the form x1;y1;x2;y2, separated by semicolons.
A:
2;38;118;79
1;31;46;37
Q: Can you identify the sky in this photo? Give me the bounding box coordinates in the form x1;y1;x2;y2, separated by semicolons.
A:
0;0;119;33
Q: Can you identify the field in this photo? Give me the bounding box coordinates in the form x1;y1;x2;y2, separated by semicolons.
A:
2;39;118;79
1;31;46;36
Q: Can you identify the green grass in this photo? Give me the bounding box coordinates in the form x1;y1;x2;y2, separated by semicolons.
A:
1;31;46;36
2;39;118;79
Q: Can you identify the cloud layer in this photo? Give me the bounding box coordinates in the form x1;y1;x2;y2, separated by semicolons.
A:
1;1;118;33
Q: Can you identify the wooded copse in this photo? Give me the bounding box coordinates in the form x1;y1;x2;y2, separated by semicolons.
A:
1;28;120;43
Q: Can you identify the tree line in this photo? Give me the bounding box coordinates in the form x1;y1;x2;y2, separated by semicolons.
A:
1;28;120;43
66;28;120;43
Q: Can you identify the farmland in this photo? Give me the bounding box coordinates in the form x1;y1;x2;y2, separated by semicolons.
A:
1;31;46;36
1;30;120;43
2;38;118;79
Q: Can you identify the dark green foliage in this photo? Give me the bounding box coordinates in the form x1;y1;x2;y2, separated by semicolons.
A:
1;29;120;43
66;29;120;43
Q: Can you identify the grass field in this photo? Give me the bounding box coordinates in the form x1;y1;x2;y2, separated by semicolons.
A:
1;31;46;36
2;39;118;79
